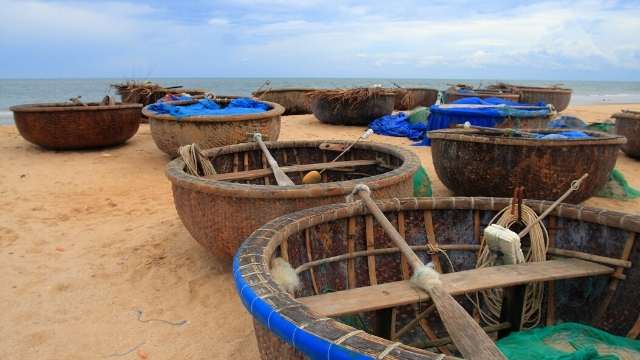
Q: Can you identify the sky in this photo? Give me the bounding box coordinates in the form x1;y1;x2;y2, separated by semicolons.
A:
0;0;639;80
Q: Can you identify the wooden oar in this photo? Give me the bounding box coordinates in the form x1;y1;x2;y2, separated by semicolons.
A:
353;186;507;360
252;133;295;186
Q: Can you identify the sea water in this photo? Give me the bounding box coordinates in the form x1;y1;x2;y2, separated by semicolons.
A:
2;78;640;124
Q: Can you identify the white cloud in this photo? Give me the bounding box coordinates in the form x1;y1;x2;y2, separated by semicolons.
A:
208;17;230;27
0;0;638;78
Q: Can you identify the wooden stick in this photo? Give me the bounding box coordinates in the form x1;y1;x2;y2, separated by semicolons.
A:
355;189;506;360
546;216;557;326
252;133;294;186
206;160;378;182
347;217;357;289
295;244;479;274
393;304;435;340
365;215;378;286
628;314;640;339
518;173;588;238
593;232;636;323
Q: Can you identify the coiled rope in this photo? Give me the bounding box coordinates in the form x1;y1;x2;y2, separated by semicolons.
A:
178;144;216;177
474;204;549;329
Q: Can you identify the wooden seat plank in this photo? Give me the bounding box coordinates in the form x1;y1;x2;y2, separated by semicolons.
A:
205;159;379;181
298;259;613;317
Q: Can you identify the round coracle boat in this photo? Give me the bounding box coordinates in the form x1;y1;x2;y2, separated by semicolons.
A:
307;88;396;125
166;140;420;260
252;88;314;115
143;98;284;157
517;86;572;112
234;196;640;359
10;102;142;150
393;88;439;110
444;87;520;104
428;128;626;203
112;82;206;105
613;110;640;159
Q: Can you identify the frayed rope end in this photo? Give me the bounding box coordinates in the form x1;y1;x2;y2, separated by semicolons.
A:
411;264;441;291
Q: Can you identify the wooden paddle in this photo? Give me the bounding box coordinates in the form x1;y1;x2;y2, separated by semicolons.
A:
252;133;295;186
354;187;507;360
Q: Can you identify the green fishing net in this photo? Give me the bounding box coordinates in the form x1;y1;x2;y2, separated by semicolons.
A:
413;166;432;197
497;322;640;360
408;107;429;124
597;169;640;200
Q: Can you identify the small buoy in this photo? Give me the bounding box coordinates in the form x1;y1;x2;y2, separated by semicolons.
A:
302;170;322;184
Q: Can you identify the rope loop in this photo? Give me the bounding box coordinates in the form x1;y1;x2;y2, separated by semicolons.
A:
345;183;371;202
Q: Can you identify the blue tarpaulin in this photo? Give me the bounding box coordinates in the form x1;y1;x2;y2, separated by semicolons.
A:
147;97;270;119
369;112;427;141
422;97;552;145
536;130;592;139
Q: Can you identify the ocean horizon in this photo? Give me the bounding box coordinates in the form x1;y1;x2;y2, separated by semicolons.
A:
2;77;640;124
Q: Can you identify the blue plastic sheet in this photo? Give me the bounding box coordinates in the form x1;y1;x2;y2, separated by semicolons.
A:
232;254;371;360
147;97;270;119
369;112;427;141
423;97;552;145
535;130;592;139
548;115;588;129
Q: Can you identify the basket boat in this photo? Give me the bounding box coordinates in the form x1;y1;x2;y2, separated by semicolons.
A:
393;88;439;110
517;86;572;112
444;87;520;104
252;88;314;115
142;98;284;157
9;102;141;150
428;128;625;202
308;88;396;125
613;110;640;159
234;196;640;359
113;84;206;105
166;140;420;260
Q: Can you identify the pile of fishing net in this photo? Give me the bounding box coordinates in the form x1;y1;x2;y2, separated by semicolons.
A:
497;322;640;359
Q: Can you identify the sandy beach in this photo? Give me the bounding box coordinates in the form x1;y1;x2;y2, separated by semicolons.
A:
1;103;639;360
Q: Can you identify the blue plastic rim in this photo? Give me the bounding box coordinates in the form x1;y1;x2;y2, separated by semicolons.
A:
232;252;373;360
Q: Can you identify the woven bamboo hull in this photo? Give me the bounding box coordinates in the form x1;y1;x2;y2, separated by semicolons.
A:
309;94;395;125
252;89;314;115
613;111;640;158
234;196;640;360
494;115;551;129
517;87;572;112
428;129;625;203
143;99;284;157
393;88;439;110
167;141;420;260
445;90;520;104
10;102;141;150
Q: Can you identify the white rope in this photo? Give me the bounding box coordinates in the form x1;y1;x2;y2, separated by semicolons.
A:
473;204;549;329
345;183;371;202
376;342;402;359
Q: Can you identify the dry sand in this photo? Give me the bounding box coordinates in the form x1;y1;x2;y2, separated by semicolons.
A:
0;103;639;359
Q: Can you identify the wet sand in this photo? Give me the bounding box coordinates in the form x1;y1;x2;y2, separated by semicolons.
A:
0;103;639;359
